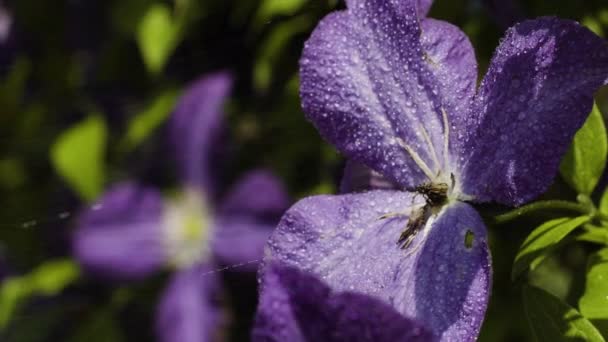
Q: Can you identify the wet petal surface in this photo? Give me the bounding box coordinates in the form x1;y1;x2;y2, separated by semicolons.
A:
300;0;451;188
420;18;478;172
264;191;491;341
460;18;608;205
253;262;433;342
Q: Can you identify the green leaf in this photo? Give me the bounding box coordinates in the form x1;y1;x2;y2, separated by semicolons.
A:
523;285;605;342
51;115;107;202
580;248;608;335
560;103;607;195
68;308;125;342
582;16;604;37
254;0;307;27
137;3;180;75
513;216;590;280
0;259;80;328
254;15;311;91
122;90;178;151
577;224;608;245
599;188;608;216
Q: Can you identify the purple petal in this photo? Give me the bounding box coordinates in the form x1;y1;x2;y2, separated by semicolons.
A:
300;1;452;189
72;183;166;279
264;191;491;341
218;169;289;219
459;18;608;205
212;170;289;270
253;262;433;342
211;219;274;271
339;160;398;193
156;265;222;342
417;0;433;17
420;18;478;161
169;72;232;192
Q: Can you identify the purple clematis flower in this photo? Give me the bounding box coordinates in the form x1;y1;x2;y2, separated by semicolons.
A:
73;72;290;342
253;261;433;342
255;0;608;341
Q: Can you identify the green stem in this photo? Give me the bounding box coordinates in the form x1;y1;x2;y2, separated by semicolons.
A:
492;200;590;225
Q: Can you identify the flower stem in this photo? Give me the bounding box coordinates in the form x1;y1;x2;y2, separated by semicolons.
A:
492;200;590;225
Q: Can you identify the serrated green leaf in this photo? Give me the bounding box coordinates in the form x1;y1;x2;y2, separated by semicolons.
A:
137;3;179;75
560;104;607;195
0;259;80;328
580;248;608;335
122;90;178;151
51;115;107;202
513;216;590;280
523;285;605;342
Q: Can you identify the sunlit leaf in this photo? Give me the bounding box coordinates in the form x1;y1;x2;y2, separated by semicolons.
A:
523;285;605;342
255;0;307;27
137;3;179;75
122;90;178;151
599;188;608;216
51;115;107;202
560;103;607;195
0;259;80;328
582;16;604;37
513;216;590;280
577;224;608;245
579;248;608;336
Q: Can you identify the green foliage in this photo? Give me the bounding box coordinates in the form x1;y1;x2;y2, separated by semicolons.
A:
254;15;311;91
67;309;126;342
51;115;107;202
0;259;80;328
600;188;608;216
137;3;182;75
122;90;178;151
578;224;608;245
254;0;307;29
256;0;307;20
523;285;605;342
513;216;590;280
560;104;607;195
579;248;608;336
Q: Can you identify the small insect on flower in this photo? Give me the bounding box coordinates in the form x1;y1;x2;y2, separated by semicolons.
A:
397;181;449;249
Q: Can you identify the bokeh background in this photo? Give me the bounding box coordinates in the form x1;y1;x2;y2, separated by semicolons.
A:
1;0;608;341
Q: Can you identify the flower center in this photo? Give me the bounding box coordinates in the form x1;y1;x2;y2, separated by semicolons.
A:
161;189;212;269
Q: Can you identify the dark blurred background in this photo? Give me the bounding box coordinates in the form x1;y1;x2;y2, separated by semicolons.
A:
0;0;607;341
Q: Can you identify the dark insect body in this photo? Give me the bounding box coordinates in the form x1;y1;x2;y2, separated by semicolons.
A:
396;181;449;249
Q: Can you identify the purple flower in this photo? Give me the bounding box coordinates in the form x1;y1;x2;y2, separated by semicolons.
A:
253;261;433;342
256;0;608;341
73;72;290;342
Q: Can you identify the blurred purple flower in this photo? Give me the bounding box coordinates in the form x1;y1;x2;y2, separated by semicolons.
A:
257;0;608;341
73;73;290;342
